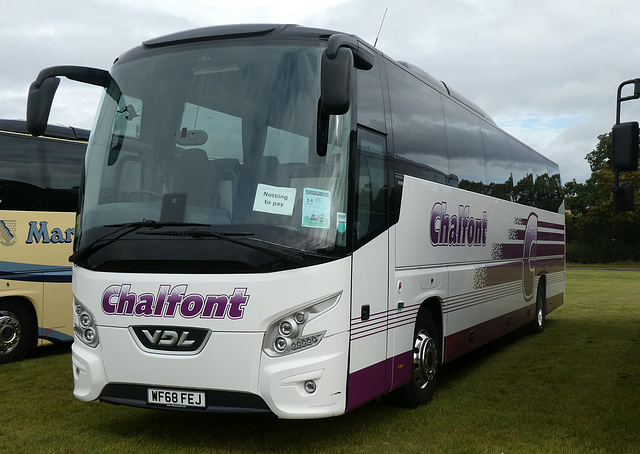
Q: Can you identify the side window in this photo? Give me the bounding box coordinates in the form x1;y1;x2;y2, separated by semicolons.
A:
530;150;563;211
357;56;386;133
481;123;513;201
0;134;46;210
42;140;86;211
112;95;142;139
442;97;486;190
508;139;535;206
385;60;449;184
356;129;388;243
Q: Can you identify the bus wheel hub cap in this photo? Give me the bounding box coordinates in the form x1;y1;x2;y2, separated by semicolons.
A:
413;330;437;389
0;312;20;352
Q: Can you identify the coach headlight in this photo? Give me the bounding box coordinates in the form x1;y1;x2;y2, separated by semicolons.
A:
262;292;341;357
73;299;99;348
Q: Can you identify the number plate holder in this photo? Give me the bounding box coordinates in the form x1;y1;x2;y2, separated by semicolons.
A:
147;387;206;408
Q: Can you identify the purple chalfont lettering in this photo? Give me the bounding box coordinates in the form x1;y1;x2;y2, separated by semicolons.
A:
181;294;204;318
165;284;187;317
117;284;137;315
203;295;229;318
135;294;155;316
448;215;458;245
429;202;488;248
458;205;469;245
430;202;446;246
430;202;443;246
154;285;170;316
102;284;122;314
467;215;475;246
100;284;250;319
228;288;249;319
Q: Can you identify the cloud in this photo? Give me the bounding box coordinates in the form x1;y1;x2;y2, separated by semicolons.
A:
2;0;640;183
325;0;640;182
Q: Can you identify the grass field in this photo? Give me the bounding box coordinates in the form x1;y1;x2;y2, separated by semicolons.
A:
1;269;639;453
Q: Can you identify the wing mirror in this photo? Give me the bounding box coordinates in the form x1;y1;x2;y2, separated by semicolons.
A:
611;79;640;211
27;66;111;136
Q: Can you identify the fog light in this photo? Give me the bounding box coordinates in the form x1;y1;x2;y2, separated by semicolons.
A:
304;380;317;394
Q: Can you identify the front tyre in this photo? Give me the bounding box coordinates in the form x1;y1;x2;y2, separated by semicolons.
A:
389;309;440;408
0;301;35;364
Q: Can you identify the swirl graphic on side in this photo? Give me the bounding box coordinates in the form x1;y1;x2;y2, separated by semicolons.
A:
522;213;538;302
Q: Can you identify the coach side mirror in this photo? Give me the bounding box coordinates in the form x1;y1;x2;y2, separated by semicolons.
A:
27;65;112;137
319;33;375;116
318;34;375;156
27;77;60;137
320;46;353;116
613;182;634;212
611;122;639;172
317;47;353;157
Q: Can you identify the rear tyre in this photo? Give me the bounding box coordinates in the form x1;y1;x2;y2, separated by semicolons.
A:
530;282;546;335
0;301;35;364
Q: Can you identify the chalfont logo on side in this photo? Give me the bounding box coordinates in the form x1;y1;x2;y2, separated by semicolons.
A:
430;202;488;247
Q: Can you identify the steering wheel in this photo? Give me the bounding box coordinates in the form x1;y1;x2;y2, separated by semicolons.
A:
126;190;163;202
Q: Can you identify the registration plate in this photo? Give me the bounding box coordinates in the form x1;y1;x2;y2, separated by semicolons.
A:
147;387;206;408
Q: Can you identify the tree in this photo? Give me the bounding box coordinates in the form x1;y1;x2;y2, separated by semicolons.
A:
586;132;612;173
563;178;597;215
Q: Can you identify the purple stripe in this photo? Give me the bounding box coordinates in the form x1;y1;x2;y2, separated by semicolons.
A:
500;243;524;260
351;312;387;324
547;292;564;312
347;351;412;411
444;303;535;362
444;287;522;313
351;325;388;341
510;227;565;242
486;261;523;285
533;257;565;274
497;242;564;261
539;220;564;230
536;243;565;256
537;231;565;242
351;317;387;331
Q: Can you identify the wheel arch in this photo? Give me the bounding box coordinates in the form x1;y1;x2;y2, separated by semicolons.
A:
418;296;443;363
537;273;548;313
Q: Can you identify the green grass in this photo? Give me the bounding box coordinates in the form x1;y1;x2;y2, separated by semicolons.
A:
1;270;639;453
567;261;640;269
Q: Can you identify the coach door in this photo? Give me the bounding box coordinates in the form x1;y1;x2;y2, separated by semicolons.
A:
347;128;391;410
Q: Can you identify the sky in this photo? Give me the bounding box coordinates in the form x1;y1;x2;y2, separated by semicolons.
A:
2;0;640;183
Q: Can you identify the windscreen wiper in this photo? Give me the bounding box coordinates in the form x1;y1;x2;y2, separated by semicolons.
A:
69;220;210;264
140;228;305;265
